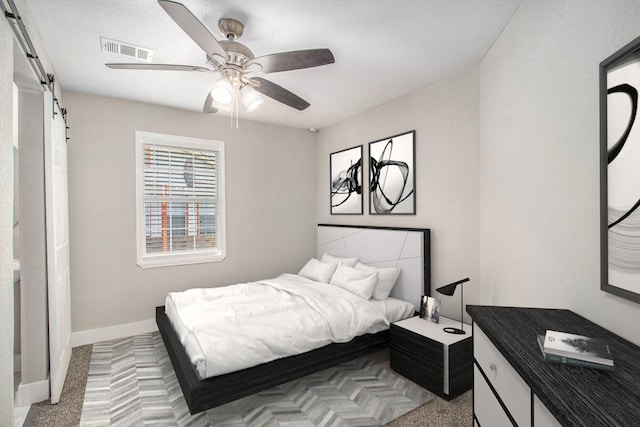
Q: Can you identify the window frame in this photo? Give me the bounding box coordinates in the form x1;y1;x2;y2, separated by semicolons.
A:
135;131;226;268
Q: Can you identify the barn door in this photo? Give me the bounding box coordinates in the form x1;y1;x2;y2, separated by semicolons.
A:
44;91;71;404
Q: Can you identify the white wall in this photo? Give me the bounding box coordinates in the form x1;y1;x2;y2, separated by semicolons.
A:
316;69;481;323
317;1;640;344
17;90;48;385
5;3;639;384
0;14;15;426
479;0;640;344
65;92;318;333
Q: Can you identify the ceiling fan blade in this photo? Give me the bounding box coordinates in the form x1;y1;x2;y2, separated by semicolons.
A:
248;48;335;73
106;63;212;72
252;77;310;110
202;92;218;114
158;0;228;61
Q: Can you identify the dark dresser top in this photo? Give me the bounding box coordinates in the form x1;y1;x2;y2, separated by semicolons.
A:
466;305;640;426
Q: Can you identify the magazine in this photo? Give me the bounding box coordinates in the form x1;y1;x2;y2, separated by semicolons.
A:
542;330;613;366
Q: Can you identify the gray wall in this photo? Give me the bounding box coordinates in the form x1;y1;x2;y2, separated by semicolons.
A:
316;69;481;323
65;92;318;332
479;0;640;344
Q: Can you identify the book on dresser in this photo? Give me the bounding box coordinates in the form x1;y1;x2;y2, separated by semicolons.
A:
538;331;614;370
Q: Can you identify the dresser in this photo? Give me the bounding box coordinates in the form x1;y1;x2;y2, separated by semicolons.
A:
467;305;640;426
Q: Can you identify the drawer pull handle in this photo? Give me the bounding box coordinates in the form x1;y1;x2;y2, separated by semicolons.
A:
490;363;497;372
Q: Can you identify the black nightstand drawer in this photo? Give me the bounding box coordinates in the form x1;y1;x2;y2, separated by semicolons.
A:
391;344;444;395
391;323;444;362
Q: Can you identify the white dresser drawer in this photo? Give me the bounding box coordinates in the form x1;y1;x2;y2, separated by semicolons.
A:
474;365;512;427
474;323;531;427
534;395;562;427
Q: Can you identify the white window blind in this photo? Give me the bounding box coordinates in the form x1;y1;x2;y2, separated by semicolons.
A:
135;132;225;267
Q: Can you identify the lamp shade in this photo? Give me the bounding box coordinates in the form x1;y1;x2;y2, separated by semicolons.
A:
211;77;233;105
241;86;263;112
436;277;469;296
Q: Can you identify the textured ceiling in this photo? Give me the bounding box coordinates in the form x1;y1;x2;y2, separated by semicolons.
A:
24;0;521;130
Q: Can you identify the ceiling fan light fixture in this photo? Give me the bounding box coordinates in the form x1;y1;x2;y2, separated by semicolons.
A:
211;77;233;105
241;87;263;112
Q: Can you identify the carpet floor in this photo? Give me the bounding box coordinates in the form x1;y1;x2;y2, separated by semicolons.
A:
28;344;93;427
27;335;473;426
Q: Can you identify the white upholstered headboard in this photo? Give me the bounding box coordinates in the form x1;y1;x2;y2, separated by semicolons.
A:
317;224;431;309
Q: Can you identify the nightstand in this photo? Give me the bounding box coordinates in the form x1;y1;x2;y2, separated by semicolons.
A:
390;315;473;400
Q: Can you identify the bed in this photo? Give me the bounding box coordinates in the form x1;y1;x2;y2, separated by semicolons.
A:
155;224;431;414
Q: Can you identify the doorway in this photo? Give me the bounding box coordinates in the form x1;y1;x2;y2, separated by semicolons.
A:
12;48;50;411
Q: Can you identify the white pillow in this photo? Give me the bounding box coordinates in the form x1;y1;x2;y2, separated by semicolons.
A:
320;252;358;268
354;262;401;299
298;258;337;283
382;298;416;322
329;264;378;299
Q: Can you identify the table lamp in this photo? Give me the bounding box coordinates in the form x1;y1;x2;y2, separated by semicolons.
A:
435;277;470;334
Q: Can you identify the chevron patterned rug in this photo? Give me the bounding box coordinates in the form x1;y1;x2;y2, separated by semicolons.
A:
79;331;431;426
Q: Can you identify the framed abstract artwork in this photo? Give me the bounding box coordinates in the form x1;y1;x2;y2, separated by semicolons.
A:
330;145;363;214
369;130;416;215
600;35;640;303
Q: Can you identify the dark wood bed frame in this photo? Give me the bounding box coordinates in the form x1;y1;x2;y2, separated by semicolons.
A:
156;306;390;414
155;224;431;415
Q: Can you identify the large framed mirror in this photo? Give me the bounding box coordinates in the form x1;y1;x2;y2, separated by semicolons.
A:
600;35;640;303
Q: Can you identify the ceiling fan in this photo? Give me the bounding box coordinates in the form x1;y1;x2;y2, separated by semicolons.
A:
105;0;335;114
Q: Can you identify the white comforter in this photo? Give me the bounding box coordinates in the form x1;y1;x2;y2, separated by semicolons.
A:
165;273;406;379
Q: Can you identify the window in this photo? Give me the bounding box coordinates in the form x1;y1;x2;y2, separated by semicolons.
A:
135;131;225;267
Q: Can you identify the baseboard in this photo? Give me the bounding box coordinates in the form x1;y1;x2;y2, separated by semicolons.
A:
71;318;158;347
15;378;49;406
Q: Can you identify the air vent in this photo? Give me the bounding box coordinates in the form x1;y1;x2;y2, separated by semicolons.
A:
100;37;153;62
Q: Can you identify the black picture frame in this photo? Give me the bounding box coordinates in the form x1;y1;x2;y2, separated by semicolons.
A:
369;130;416;215
330;145;363;215
419;295;428;319
600;35;640;304
419;295;440;324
